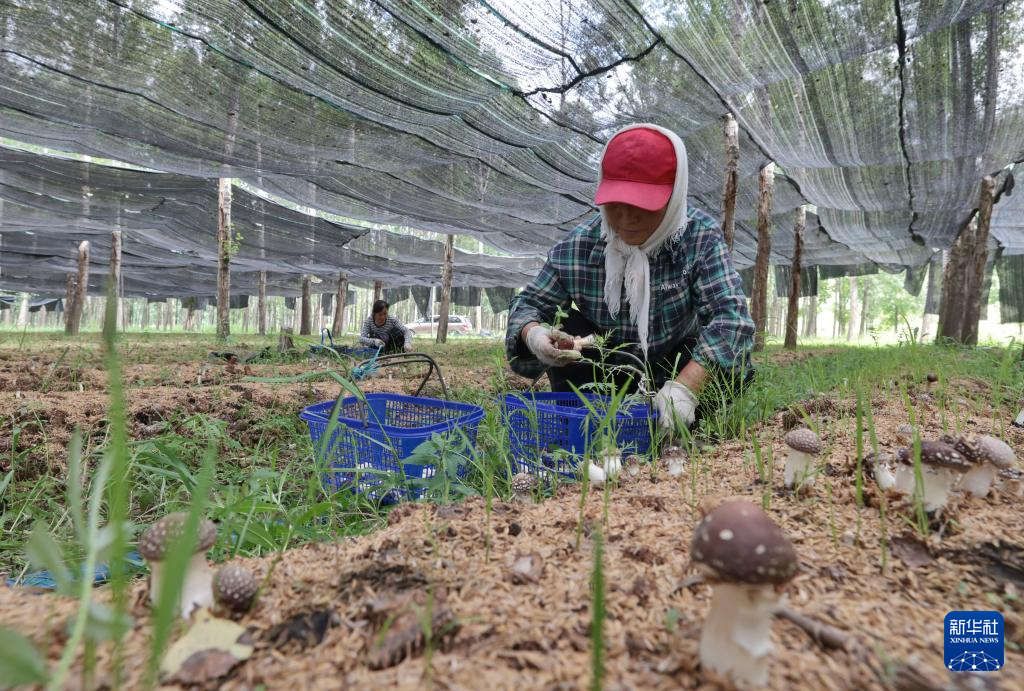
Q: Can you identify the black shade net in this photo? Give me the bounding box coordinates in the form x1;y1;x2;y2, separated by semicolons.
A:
0;0;1021;297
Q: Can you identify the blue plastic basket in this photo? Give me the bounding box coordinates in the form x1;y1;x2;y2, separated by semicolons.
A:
502;392;656;482
300;393;484;501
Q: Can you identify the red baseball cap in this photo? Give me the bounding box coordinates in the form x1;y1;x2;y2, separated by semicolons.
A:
594;128;677;211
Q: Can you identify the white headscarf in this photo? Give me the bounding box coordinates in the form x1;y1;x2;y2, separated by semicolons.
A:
599;123;689;356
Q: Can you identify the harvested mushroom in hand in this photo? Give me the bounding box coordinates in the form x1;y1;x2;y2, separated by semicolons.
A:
895;441;970;512
691;501;798;687
139;512;218;619
214;564;259;615
782;428;821;489
510;472;538;503
950;434;1018;498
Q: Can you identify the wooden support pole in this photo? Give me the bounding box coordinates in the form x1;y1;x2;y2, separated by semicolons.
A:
847;276;859;342
65;241;90;335
721;114;739;252
257;270;268;336
216;178;232;340
333;274;348;335
751;163;774;351
436;234;455;343
110;229;123;331
64;274;75;329
784;206;804;350
300;276;312;335
373;280;383;303
961;175;996;345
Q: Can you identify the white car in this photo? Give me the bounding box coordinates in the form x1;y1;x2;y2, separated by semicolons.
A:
407;315;473;335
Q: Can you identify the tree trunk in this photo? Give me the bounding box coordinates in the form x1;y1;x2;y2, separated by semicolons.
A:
17;295;29;329
109;229;123;331
938;244;967;343
784;206;804;349
333;274;348;335
66;241;90;335
847;276;859;341
961;175;996;345
859;283;870;337
803;295;817;338
300;276;312;335
436;234;455;343
721;114;739;252
373;280;383;303
257;271;267;336
216;178;231;340
751;163;774;351
64;274;75;329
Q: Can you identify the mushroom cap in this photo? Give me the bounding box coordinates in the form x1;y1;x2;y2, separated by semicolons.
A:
926;373;938;383
864;451;894;466
971;435;1017;469
784;428;821;455
625;454;641;466
510;472;538;494
896;441;970;471
213;564;258;613
690;501;798;586
138;512;217;561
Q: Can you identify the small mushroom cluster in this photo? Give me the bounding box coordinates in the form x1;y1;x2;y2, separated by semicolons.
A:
139;512;258;619
881;432;1019;512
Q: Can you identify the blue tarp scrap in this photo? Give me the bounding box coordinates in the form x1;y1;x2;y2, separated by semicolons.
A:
7;551;145;590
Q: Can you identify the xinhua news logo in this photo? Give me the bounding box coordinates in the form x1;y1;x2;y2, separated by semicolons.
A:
944;611;1004;672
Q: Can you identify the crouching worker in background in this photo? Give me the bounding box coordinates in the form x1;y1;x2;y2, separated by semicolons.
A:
360;300;414;354
505;124;755;436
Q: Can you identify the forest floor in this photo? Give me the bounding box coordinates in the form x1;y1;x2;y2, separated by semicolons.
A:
1;332;1023;689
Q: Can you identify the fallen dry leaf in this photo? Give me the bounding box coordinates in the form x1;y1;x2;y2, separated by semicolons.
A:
891;534;934;570
159;609;253;683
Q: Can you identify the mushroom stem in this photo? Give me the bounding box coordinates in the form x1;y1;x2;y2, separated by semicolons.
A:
894;464;916;495
873;462;896;491
783;450;816;488
919;466;954;512
150;553;215;618
957;463;996;498
700;583;778;687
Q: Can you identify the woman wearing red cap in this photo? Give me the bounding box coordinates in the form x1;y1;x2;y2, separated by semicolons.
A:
505;124;754;434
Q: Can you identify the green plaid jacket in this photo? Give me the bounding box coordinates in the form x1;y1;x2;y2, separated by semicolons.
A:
505;208;754;379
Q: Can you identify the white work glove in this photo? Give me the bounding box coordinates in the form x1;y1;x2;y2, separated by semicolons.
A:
524;325;585;368
403;343;414;353
371;338;385;349
654;380;698;433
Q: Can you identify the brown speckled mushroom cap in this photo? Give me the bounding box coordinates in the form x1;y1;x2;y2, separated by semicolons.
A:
784;428;821;455
690;501;798;586
138;512;217;561
510;472;538;495
896;441;970;471
971;435;1018;469
213;564;258;613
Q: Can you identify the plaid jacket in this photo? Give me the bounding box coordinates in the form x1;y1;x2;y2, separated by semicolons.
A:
506;208;753;379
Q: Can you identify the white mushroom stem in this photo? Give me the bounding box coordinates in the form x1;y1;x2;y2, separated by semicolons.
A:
666;457;686;477
873;462;896;491
700;583;780;687
783;450;816;488
585;462;606;487
957;463;996;498
919;467;956;512
149;553;215;619
600;454;622;480
894;464;915;495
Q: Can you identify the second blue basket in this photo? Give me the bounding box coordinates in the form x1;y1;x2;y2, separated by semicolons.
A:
502;391;656;481
300;392;484;500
